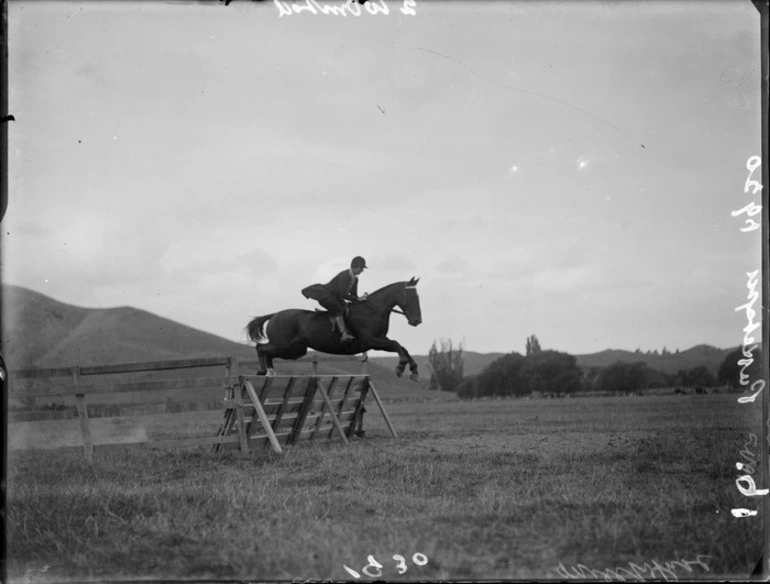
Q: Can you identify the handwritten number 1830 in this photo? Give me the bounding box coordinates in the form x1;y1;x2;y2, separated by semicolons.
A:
343;553;428;578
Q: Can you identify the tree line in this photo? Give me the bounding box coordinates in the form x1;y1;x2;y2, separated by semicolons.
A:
427;336;760;400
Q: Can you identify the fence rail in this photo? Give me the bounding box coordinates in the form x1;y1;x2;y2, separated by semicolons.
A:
8;353;373;462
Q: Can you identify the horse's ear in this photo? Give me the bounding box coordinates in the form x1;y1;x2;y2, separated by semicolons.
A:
408;277;420;286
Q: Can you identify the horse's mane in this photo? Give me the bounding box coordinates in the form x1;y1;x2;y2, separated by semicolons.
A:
366;281;408;301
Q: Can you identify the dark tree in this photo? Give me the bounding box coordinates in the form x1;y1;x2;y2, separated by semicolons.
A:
428;338;465;392
475;352;528;397
718;346;763;388
525;335;542;357
521;350;583;394
596;361;650;393
456;376;480;400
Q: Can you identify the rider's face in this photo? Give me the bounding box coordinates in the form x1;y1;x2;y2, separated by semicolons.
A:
352;266;364;276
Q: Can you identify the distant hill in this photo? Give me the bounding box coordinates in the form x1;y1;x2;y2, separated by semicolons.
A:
1;284;451;403
371;345;733;378
2;284;256;369
573;345;733;375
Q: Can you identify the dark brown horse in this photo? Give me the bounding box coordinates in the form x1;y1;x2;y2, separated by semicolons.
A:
246;277;422;379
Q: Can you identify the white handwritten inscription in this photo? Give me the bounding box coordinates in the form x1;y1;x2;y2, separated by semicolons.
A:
556;555;713;581
731;156;763;232
731;155;766;519
344;552;428;578
732;434;760;517
274;0;417;17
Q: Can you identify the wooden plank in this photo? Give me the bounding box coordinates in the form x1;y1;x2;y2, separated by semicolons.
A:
214;360;238;454
9;433;243;453
348;378;370;438
322;376;354;439
9;408;79;422
11;357;231;379
270;377;297;432
93;434;242;449
368;381;398;438
243;376;272;440
314;378;348;445
9;366;76;380
80;357;230;376
289;377;318;445
9;375;237;398
11;399;226;422
214;406;236;453
327;374;357;439
227;359;249;456
72;367;94;463
243;379;283;454
10;357;365;381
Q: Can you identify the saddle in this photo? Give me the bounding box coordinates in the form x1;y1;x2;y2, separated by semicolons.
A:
314;307;350;332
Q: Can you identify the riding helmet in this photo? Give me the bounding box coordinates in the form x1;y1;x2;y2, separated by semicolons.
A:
351;256;368;269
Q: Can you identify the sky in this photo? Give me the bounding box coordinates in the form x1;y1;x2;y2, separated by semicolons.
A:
2;0;764;356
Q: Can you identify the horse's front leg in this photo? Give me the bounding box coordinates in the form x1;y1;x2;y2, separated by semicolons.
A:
363;337;419;381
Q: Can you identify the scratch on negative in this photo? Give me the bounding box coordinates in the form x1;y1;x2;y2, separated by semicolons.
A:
389;44;641;145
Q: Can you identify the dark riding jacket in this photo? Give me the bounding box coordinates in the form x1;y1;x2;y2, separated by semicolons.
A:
301;269;359;303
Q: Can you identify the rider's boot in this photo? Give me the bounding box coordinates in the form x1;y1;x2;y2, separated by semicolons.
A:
335;315;355;342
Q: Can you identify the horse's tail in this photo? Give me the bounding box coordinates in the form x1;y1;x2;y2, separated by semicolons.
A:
246;313;275;344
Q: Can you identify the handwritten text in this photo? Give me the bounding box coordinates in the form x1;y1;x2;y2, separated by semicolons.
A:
731;155;763;232
344;552;428;578
274;0;417;17
556;555;713;582
731;155;767;519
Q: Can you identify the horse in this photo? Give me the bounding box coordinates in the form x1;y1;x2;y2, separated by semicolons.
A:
246;277;422;379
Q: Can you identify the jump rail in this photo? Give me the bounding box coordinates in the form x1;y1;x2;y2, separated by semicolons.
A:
8;354;394;463
214;358;397;455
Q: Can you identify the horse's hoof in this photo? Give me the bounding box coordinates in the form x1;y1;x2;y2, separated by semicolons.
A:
410;373;419;382
266;369;277;377
395;368;404;377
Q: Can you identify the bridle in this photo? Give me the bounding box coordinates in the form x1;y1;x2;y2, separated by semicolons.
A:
391;285;416;318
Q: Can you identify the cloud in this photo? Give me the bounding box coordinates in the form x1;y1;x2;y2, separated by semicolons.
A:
375;253;417;272
436;255;471;274
531;265;602;292
9;221;49;237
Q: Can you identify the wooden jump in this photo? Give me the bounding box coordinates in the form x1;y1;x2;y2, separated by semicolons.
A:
214;356;397;455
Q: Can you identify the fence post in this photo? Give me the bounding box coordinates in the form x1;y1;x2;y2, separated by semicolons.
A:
73;366;94;463
355;354;368;436
228;358;249;455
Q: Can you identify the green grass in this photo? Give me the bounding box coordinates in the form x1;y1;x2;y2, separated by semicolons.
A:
7;394;763;581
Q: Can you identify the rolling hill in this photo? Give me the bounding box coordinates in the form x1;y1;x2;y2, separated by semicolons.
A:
573;345;733;375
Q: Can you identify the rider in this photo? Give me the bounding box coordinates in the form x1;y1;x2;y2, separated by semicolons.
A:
301;256;368;342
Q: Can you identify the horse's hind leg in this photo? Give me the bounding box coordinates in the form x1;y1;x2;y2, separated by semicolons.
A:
256;345;273;376
258;344;307;376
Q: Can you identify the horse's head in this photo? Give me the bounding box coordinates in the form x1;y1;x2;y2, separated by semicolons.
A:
398;277;422;327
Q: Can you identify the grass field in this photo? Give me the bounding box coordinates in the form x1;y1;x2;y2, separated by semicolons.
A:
7;393;763;582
